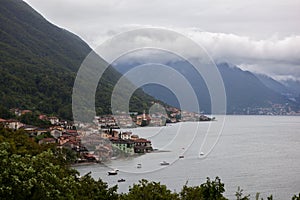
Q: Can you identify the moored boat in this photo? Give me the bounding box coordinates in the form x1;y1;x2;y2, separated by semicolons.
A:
117;178;126;182
160;161;170;165
108;169;119;175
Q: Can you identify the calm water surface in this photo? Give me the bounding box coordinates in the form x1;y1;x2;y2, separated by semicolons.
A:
75;116;300;199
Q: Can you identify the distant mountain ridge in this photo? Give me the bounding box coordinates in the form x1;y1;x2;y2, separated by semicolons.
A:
217;63;292;113
112;57;298;114
281;79;300;97
254;73;291;96
0;0;156;119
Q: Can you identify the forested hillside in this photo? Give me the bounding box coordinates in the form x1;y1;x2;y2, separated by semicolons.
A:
0;0;154;120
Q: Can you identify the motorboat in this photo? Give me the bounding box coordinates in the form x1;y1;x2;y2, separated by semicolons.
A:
179;155;184;159
160;161;170;166
137;163;142;168
200;152;204;156
117;179;126;182
108;169;119;175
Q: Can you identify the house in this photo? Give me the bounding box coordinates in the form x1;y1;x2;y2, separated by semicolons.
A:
130;134;139;140
0;118;6;125
100;132;111;139
21;110;32;115
5;119;23;130
136;111;151;126
120;131;132;140
48;116;59;125
114;114;135;128
98;115;118;128
149;116;166;126
50;126;64;131
10;108;21;116
103;129;119;138
37;128;49;136
39;114;48;120
50;129;63;139
133;138;153;153
20;125;38;134
110;138;135;155
65;129;78;136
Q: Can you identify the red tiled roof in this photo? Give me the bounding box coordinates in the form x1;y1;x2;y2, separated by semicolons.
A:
6;119;19;123
66;130;77;133
134;138;151;143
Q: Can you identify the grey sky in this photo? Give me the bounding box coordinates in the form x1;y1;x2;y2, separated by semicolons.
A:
24;0;300;80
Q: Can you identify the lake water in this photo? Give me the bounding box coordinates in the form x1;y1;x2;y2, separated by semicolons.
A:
75;115;300;199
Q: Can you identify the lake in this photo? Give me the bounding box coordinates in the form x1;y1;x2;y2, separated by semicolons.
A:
75;115;300;199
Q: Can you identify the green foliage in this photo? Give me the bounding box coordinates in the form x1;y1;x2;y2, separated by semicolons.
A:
0;126;42;155
235;186;250;200
0;143;77;200
267;195;273;200
0;127;118;200
75;172;118;200
254;192;275;200
180;183;206;200
120;179;179;200
0;143;119;200
180;177;228;200
0;0;157;120
19;112;51;128
292;193;300;200
0;105;15;119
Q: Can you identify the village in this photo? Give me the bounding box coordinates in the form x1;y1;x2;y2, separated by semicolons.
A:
0;106;214;164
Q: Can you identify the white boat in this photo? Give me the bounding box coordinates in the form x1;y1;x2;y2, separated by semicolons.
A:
160;161;170;166
108;169;119;175
200;152;204;156
137;163;142;168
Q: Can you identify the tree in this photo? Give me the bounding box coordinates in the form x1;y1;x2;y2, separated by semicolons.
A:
292;193;300;200
0;127;118;200
0;143;76;199
75;173;118;200
180;177;228;200
19;112;51;128
120;179;179;200
0;126;42;155
0;105;15;119
235;186;250;200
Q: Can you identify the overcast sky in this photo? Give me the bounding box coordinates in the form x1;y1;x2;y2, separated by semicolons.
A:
24;0;300;81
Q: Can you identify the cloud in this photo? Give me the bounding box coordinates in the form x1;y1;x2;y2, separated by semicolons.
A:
186;31;300;62
23;0;300;80
25;0;300;40
91;25;300;80
202;33;300;81
185;30;300;79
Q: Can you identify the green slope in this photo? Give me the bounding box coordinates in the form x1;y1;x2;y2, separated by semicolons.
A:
0;0;154;119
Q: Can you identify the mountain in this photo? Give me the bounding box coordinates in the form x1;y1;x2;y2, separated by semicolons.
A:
280;79;300;97
0;0;155;119
254;73;292;96
217;63;289;113
112;56;293;114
